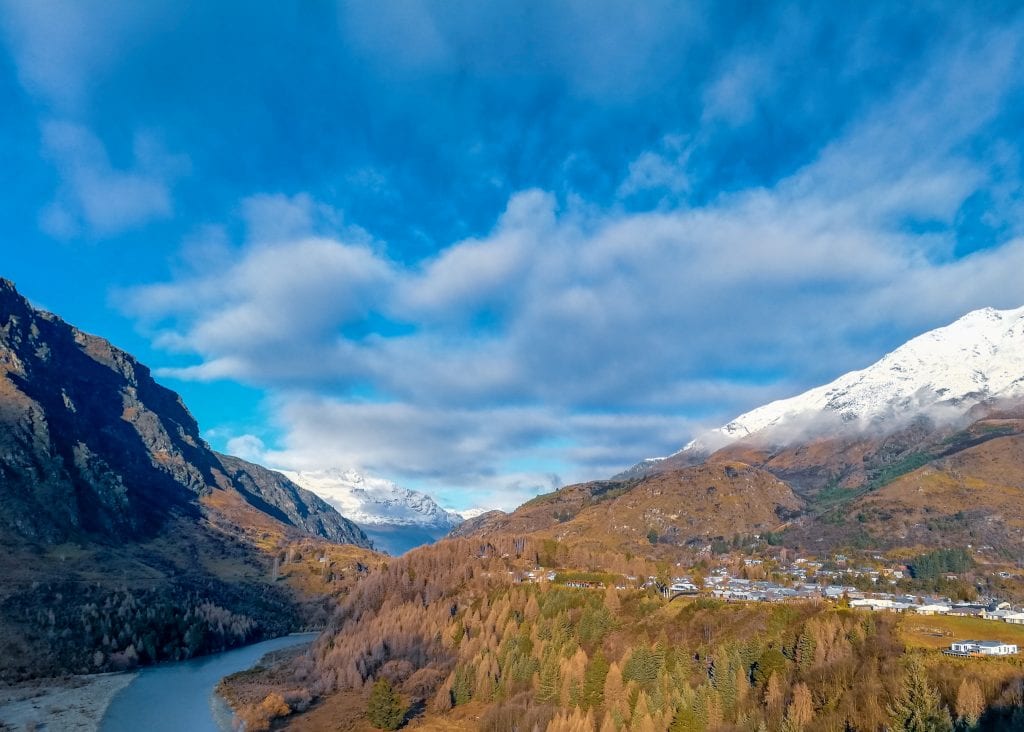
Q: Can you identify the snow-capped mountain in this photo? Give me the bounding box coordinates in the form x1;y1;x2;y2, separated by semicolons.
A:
457;508;491;521
282;468;465;531
686;304;1024;452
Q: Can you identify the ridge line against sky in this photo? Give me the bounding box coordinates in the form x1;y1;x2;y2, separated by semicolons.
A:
2;2;1024;511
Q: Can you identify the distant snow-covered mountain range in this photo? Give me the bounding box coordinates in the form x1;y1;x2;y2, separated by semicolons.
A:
674;303;1024;457
282;468;473;555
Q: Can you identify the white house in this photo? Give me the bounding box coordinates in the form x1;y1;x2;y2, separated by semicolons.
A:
915;604;951;616
851;598;913;612
1002;612;1024;625
851;598;889;610
948;640;1018;656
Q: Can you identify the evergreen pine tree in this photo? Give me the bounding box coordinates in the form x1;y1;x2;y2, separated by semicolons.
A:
795;631;816;673
713;655;737;716
582;650;610;709
452;664;474;706
538;650;561;704
887;656;953;732
367;678;405;730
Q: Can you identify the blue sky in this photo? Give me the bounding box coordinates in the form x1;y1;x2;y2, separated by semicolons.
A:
2;2;1024;511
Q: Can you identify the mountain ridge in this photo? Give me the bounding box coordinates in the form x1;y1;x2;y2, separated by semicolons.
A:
642;304;1024;471
283;468;467;554
0;277;369;548
282;468;463;531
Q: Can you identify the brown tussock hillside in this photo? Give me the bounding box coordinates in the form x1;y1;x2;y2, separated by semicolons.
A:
461;463;802;553
852;433;1024;549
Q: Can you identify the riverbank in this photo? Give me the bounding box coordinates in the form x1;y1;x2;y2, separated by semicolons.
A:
0;672;137;732
216;641;319;729
101;633;318;732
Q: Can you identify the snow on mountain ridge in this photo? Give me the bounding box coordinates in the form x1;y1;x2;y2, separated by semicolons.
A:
282;468;465;531
695;304;1024;450
458;508;491;520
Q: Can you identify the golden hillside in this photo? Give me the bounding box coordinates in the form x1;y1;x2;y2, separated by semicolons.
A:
852;432;1024;549
462;462;802;554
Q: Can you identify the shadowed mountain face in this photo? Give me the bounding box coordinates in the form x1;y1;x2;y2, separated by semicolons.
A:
0;278;206;541
0;278;369;548
0;278;380;680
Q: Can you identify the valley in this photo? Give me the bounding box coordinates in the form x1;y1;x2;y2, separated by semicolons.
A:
3;281;1024;732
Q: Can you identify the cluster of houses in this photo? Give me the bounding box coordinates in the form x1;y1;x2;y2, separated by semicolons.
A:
848;596;1024;622
665;572;1024;621
513;560;1023;658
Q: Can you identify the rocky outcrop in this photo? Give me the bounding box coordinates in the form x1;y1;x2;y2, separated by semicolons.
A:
447;510;506;539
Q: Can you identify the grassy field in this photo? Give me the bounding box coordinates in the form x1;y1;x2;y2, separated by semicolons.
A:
901;613;1024;650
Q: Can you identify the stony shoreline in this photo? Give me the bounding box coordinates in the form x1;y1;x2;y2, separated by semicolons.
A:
0;671;137;732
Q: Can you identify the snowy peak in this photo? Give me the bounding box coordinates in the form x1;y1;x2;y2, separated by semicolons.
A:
703;304;1024;448
282;468;464;532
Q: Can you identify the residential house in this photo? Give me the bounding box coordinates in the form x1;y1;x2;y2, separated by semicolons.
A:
947;640;1018;656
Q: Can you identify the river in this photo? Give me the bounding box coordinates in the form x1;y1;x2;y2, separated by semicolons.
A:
100;632;319;732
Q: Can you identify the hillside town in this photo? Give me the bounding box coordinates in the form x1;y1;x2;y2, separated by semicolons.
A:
510;553;1024;640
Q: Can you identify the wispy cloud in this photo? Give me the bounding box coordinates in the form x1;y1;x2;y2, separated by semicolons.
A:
1;2;188;238
0;0;163;112
39;121;188;237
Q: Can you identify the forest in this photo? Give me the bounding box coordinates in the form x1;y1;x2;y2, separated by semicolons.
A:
225;538;1024;731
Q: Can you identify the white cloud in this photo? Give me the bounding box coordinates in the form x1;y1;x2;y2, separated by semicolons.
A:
0;4;187;239
617;135;692;200
225;434;268;463
39;121;188;237
123;21;1024;510
399;190;556;322
337;0;699;100
231;397;695;511
701;54;771;127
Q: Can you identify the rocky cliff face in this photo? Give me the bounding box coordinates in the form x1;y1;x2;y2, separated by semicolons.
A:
0;278;209;542
0;278;369;548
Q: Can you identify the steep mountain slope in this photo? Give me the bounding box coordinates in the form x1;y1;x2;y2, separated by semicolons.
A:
762;405;1024;552
0;278;369;547
457;462;802;554
220;457;369;546
284;468;463;554
599;305;1024;554
852;429;1024;549
0;278;374;679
